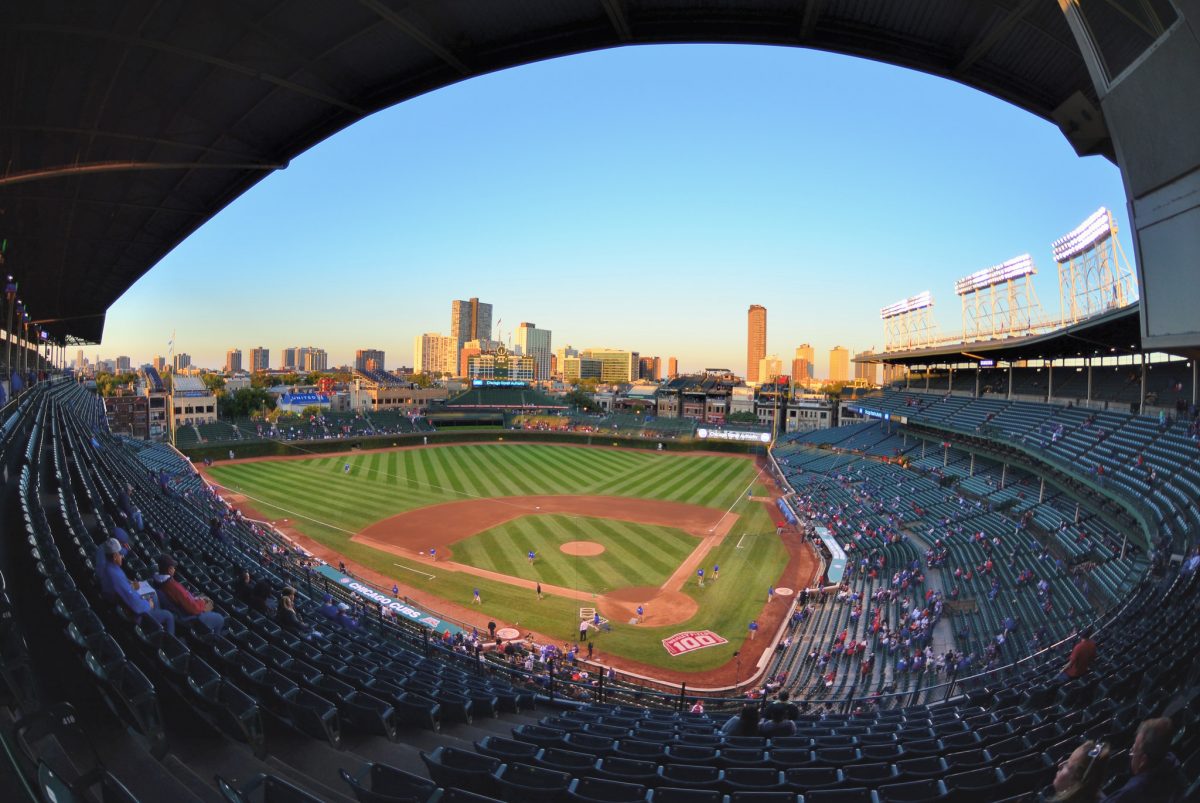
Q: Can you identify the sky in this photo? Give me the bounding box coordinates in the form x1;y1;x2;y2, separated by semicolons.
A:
96;44;1132;379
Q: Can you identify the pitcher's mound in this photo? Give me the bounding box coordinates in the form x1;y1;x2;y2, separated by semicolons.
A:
561;541;605;556
602;586;699;627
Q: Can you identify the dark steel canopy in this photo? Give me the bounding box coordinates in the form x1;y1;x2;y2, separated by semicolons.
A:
1;1;1104;342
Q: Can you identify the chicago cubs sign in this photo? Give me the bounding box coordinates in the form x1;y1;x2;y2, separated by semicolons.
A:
662;630;728;656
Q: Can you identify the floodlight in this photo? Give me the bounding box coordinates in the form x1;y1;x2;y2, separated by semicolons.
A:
954;254;1036;295
1052;207;1113;263
880;291;933;320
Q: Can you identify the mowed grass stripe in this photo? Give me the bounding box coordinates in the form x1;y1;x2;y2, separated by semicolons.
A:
415;448;461;499
582;520;670;582
221;462;432;525
480;445;572;494
519;445;601;489
658;455;739;503
439;444;494;494
457;446;528;497
542;444;618;486
429;448;474;497
597;453;711;500
694;458;753;508
591;519;685;577
467;447;541;496
402;450;420;491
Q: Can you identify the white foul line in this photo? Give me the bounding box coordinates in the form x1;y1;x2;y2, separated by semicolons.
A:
393;563;436;580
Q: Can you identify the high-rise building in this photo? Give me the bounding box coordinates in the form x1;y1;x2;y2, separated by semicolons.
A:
413;333;456;376
554;345;579;377
355;349;386;372
115;356;131;373
563;357;603;382
152;355;166;373
302;348;328;372
172;353;192;372
792;344;815;382
281;347;298;370
668;357;678;379
757;355;783;383
854;349;878;384
747;305;767;383
250;347;269;372
225;349;242;373
459;339;502;377
639;356;662;381
450;298;493;360
580;348;640;383
515;322;552;381
829;346;850;382
75;350;86;371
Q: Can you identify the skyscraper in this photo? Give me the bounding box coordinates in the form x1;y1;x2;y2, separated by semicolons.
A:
413;334;456;376
854;349;878;384
450;298;493;365
172;353;191;372
250;347;269;372
281;347;298;370
668;357;678;379
115;356;131;372
302;348;328;372
515;322;552;381
829;346;850;382
792;344;815;382
757;355;782;383
355;349;386;372
580;348;640;383
747;305;767;383
639;356;661;381
225;349;242;373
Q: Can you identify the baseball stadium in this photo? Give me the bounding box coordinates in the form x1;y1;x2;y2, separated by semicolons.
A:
3;4;1200;803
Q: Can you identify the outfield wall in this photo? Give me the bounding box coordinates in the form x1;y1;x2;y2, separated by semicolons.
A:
178;427;766;462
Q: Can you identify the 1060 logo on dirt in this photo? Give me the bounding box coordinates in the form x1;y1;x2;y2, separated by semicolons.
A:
662;630;728;656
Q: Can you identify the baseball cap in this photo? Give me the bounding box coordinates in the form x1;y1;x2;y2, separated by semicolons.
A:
156;555;177;573
102;538;124;555
337;602;350;612
322;594;333;603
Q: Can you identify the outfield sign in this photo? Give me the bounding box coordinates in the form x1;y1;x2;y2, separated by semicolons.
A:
662;630;728;656
696;428;771;443
313;565;462;636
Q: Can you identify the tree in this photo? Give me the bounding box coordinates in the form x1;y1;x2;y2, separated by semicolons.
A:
251;372;282;389
565;388;599;412
217;387;277;419
726;411;758;424
410;373;435;389
300;405;324;418
202;373;226;395
94;371;138;397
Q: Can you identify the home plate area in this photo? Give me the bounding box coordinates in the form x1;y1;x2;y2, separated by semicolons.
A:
662;630;727;656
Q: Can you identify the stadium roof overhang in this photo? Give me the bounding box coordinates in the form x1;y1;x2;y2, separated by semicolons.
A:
1;2;1109;343
859;304;1185;366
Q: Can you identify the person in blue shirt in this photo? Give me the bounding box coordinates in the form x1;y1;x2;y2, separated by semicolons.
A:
95;538;174;634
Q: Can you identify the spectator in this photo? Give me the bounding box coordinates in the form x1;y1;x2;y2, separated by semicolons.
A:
95;538;175;635
150;555;225;635
765;690;799;721
276;587;310;637
721;704;760;736
1049;740;1110;802
688;699;705;715
758;706;797;737
1100;718;1187;802
233;569;255;603
1059;626;1097;682
249;579;276;616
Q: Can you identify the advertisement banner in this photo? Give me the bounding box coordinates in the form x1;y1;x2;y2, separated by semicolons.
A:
313;565;462;636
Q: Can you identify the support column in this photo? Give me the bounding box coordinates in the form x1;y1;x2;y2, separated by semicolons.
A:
1007;365;1013;400
1075;502;1080;524
948;365;954;394
975;369;980;398
1193;359;1198;407
1140;354;1147;414
1087;358;1093;404
1047;360;1053;402
1000;463;1007;490
921;441;926;459
943;442;949;467
969;453;975;477
1039;477;1045;503
925;367;930;392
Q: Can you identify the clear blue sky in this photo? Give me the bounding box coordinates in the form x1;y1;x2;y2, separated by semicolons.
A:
97;44;1131;379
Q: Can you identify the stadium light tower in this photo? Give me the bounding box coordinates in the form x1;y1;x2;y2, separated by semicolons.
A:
1052;207;1137;326
954;254;1047;342
880;292;938;352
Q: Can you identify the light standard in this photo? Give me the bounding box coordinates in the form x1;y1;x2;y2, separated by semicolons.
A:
3;277;15;388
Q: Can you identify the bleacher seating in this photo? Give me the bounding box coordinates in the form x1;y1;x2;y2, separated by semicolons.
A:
1;378;1199;802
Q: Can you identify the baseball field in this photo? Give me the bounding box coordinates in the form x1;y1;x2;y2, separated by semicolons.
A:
204;443;814;677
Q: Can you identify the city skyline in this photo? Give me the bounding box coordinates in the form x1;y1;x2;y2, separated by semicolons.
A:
94;45;1130;377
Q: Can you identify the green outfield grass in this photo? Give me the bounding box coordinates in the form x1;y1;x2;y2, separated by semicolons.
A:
452;514;697;594
207;444;789;671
